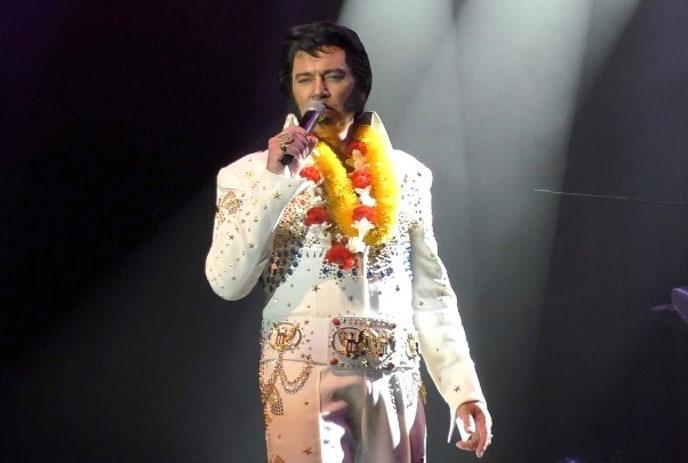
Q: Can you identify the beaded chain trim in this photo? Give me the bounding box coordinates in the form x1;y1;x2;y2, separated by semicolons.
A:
259;322;313;429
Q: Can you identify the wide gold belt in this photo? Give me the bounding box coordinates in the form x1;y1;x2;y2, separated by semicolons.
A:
258;316;422;429
262;316;420;371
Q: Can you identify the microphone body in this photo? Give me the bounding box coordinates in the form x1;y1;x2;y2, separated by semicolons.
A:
280;101;325;166
299;107;323;133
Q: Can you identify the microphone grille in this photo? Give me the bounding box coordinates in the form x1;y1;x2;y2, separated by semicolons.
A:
306;100;326;114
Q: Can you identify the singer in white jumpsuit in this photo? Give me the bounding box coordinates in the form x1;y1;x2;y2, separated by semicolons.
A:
205;21;491;463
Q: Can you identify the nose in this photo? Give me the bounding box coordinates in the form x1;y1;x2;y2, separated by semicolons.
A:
312;76;330;99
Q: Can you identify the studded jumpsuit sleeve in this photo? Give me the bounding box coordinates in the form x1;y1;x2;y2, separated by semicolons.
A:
408;163;486;440
205;151;308;301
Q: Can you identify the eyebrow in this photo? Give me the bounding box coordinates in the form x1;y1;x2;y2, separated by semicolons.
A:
294;68;346;78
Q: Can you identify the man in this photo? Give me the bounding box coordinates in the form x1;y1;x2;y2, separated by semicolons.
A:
206;21;492;462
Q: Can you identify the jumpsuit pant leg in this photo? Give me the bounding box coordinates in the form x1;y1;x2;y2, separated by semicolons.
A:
262;361;427;463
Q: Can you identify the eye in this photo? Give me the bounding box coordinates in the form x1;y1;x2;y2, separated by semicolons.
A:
297;77;313;84
327;74;344;82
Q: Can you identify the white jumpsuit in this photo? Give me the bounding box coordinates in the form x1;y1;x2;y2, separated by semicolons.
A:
206;113;486;462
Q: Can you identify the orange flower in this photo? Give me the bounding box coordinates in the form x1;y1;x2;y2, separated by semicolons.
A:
326;245;357;270
304;207;329;226
350;169;372;188
353;205;377;224
299;166;322;183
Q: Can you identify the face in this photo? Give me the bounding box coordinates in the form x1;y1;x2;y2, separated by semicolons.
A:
291;46;356;127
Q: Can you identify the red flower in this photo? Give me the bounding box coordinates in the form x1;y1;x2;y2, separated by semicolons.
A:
326;245;357;271
353;205;377;224
350;169;372;188
341;256;357;271
299;166;321;183
304;207;329;226
347;140;367;157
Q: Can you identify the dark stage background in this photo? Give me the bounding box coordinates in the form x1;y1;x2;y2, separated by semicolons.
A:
2;1;687;462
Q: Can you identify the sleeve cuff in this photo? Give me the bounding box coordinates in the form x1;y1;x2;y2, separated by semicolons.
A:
256;168;309;212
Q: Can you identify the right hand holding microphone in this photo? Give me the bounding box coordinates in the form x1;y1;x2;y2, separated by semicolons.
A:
266;125;316;176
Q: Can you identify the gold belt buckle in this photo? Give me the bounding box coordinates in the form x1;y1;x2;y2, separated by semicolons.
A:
269;322;302;352
331;320;396;363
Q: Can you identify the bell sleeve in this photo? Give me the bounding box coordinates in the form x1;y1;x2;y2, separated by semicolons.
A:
409;164;487;441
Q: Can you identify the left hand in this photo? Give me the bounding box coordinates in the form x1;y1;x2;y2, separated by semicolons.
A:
456;400;493;458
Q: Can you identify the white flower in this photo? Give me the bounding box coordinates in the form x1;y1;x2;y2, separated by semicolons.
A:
352;218;375;238
347;236;367;253
345;149;367;170
354;186;377;207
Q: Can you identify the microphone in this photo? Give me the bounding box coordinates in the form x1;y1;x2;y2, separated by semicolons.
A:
280;100;326;166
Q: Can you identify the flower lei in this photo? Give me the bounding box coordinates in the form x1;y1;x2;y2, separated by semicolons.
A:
299;123;399;272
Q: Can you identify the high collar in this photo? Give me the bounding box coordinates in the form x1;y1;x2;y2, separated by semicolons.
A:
282;111;393;150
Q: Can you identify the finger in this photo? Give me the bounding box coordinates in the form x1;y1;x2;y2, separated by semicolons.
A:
456;440;478;451
305;135;318;152
456;432;479;451
285;126;308;138
283;145;300;159
270;126;308;151
476;431;487;458
289;132;309;147
288;140;309;158
456;441;474;451
462;412;476;435
272;132;303;148
285;143;310;160
476;414;490;458
268;137;285;153
272;128;303;148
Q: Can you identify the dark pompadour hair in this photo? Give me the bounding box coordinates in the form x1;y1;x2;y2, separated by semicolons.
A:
279;21;372;117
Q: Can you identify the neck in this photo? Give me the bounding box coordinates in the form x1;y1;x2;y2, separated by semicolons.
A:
314;114;356;155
